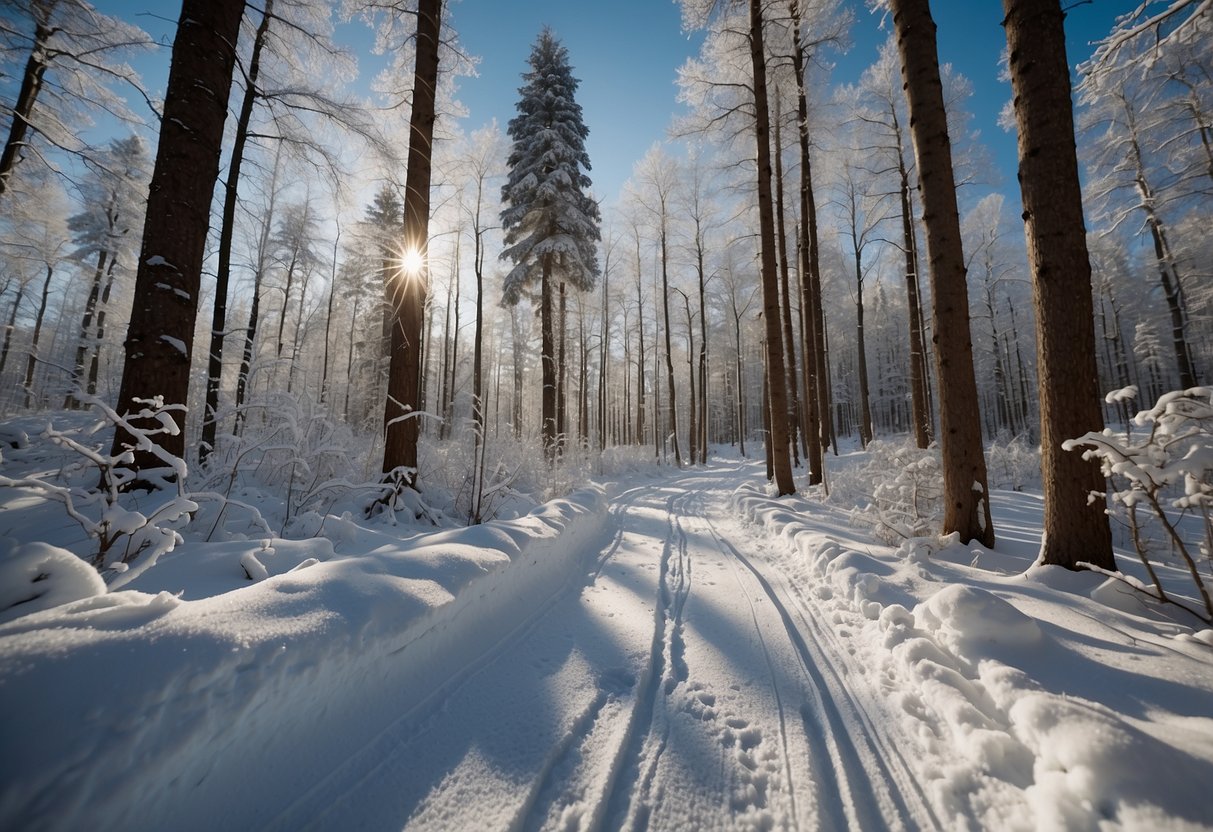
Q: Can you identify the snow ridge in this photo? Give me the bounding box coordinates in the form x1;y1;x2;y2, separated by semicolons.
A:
0;487;606;832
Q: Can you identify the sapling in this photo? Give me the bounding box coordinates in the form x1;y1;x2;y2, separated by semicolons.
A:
1065;386;1213;623
0;395;196;588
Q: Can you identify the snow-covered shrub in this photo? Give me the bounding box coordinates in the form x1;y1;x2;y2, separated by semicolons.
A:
0;396;196;590
199;391;383;535
829;439;944;545
986;435;1041;492
1065;386;1213;623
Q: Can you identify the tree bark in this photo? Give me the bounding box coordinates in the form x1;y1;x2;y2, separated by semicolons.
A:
659;211;682;467
891;0;993;544
110;0;244;480
23;263;54;408
540;256;558;456
0;19;51;199
790;0;826;483
382;0;441;486
773;88;803;466
200;0;273;465
750;0;795;495
1003;0;1111;568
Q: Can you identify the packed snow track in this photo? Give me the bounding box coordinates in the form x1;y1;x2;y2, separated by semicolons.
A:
266;465;934;831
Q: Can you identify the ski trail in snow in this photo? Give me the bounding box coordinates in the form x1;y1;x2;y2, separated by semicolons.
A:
701;509;935;830
263;465;945;831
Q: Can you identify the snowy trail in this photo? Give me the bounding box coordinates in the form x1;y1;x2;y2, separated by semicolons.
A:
266;464;935;831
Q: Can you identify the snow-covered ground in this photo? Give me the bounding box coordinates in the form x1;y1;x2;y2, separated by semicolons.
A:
2;447;1212;830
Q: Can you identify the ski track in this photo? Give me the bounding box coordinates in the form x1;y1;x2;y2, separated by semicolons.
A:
266;466;938;830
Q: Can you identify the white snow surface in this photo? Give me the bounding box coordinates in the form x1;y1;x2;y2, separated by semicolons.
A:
1;458;1211;831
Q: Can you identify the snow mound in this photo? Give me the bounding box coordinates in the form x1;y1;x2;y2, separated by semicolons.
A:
0;486;607;831
0;540;106;624
1011;694;1213;830
915;584;1043;660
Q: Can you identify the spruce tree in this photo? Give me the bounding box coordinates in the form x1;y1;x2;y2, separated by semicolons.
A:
500;28;601;458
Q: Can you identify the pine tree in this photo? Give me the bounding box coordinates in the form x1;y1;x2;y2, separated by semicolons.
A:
890;0;993;545
109;0;243;484
1003;0;1114;569
500;28;601;459
381;0;441;489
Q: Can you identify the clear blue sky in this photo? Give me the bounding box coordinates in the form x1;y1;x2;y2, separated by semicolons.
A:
97;0;1139;206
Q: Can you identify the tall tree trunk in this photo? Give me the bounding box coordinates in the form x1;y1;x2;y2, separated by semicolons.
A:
750;0;795;495
891;0;993;545
66;247;109;408
1003;0;1111;568
0;283;25;377
695;238;708;463
634;241;646;447
773;88;803;466
895;123;931;448
344;293;360;423
86;253;120;397
321;222;339;404
790;0;826;483
853;243;874;447
234;144;282;437
539;256;557;456
201;0;273;465
471;217;486;523
0;19;51;199
511;305;523;439
598;250;610;451
659;215;682;467
557;280;567;451
23;263;54;408
110;0;244;481
382;0;441;487
734;301;746;457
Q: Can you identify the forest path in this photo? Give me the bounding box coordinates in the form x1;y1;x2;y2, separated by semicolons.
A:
268;462;933;831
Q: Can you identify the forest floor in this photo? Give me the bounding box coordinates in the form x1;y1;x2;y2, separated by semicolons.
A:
2;451;1212;830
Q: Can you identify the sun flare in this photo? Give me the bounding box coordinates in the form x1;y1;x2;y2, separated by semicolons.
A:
399;247;425;277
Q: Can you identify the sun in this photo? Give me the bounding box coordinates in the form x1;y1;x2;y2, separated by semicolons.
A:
398;246;425;278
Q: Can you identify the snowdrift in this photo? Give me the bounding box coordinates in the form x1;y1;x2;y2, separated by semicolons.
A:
0;486;606;832
730;483;1213;831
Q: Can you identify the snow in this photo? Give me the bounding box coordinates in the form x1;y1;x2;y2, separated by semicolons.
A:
158;333;187;356
1;450;1210;830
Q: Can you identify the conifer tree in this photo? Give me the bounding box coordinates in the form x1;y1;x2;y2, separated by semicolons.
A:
500;28;601;458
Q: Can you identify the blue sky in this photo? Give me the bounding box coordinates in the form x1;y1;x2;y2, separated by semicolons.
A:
96;0;1140;206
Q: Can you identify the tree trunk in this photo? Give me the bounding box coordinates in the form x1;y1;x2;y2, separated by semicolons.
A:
896;127;931;447
891;0;993;545
540;256;557;456
790;0;826;483
86;253;120;398
110;0;244;480
1003;0;1111;568
234;145;282;437
201;0;273;465
750;0;795;495
0;283;24;377
23;263;54;408
382;0;441;486
773;88;803;466
557;279;567;451
321;223;339;404
66;247;108;408
659;216;682;467
471;218;486;523
634;241;646;447
853;244;874;447
0;19;51;199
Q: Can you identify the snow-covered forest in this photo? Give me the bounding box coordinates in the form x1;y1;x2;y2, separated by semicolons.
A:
1;0;1212;829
